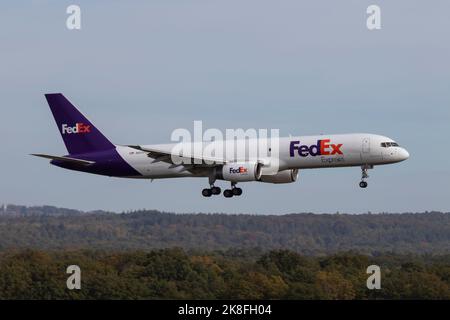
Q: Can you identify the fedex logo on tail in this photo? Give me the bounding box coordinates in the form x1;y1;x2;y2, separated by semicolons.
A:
61;123;91;135
290;139;343;157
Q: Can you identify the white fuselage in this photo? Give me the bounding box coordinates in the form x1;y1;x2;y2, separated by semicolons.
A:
115;133;409;179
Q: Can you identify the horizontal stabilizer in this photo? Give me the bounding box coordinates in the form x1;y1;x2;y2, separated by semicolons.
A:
30;154;95;166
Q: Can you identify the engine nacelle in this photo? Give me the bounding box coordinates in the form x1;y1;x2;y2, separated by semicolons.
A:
220;162;263;182
259;169;299;184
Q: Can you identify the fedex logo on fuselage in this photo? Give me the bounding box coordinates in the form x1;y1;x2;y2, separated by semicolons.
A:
61;123;91;135
290;139;343;157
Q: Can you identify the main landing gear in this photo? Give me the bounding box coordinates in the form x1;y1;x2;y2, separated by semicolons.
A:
201;179;242;198
202;186;221;197
202;176;222;197
223;182;242;198
359;165;372;188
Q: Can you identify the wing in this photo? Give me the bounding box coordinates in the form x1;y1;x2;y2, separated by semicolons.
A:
127;145;226;168
31;154;95;166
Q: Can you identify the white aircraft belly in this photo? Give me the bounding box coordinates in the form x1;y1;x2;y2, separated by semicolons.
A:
116;146;194;178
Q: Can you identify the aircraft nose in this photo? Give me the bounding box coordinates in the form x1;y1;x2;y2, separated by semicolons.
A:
399;148;409;161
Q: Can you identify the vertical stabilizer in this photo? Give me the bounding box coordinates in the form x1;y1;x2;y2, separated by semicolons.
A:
44;93;115;155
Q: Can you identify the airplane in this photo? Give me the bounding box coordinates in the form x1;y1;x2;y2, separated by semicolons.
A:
32;93;409;198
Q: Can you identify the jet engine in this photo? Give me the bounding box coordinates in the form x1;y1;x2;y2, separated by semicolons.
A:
259;169;299;184
219;162;263;182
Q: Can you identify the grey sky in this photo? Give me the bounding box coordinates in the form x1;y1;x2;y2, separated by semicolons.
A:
1;1;449;213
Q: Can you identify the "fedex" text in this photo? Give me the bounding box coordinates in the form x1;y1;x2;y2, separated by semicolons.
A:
229;167;248;174
290;139;343;157
61;123;91;135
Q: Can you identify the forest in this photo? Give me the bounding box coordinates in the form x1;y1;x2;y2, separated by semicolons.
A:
0;205;449;255
0;205;448;299
0;248;448;299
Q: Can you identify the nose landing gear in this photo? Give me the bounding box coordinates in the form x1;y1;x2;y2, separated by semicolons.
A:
359;165;372;188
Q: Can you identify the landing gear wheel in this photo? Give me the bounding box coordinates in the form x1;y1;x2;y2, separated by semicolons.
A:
202;188;212;197
223;189;233;198
232;187;243;196
359;165;372;189
211;186;221;195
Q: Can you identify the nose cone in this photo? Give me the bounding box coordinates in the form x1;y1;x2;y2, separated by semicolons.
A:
399;148;409;161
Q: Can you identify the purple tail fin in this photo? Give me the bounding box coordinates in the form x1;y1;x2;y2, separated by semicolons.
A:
45;93;115;155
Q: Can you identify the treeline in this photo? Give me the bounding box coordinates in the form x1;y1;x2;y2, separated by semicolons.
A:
0;205;448;255
0;249;449;299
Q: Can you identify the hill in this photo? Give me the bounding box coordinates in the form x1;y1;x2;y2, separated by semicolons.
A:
0;205;448;254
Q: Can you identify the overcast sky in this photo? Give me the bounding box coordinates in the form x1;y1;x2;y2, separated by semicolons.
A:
1;1;449;213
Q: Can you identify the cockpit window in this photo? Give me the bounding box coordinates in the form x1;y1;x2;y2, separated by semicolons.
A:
381;142;399;148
